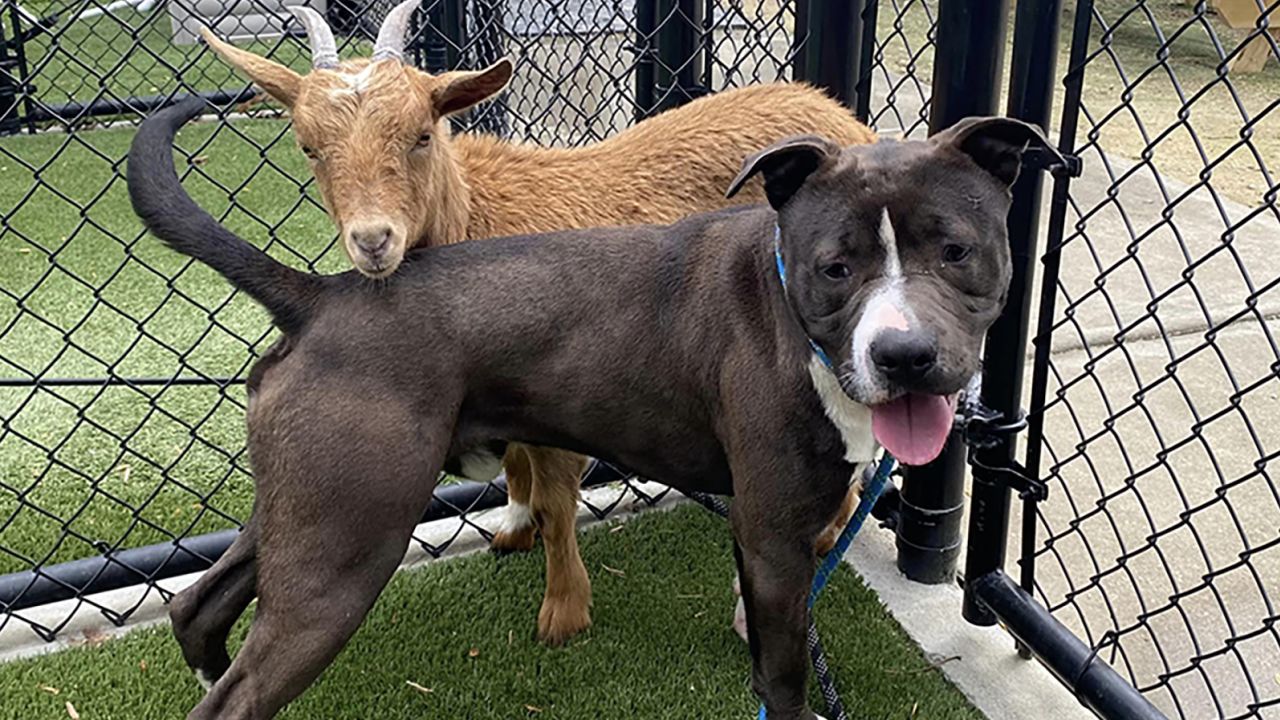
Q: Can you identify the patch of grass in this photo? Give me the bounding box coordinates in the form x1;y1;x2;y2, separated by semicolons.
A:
0;114;345;574
15;3;326;113
0;506;982;720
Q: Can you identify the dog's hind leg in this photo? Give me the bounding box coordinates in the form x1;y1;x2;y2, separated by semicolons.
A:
185;397;451;720
490;443;537;553
170;516;259;690
528;446;591;645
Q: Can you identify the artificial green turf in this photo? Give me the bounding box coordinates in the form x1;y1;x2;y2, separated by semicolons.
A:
16;3;352;111
0;506;982;720
0;113;345;573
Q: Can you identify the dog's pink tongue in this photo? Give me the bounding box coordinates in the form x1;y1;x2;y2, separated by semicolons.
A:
871;394;954;466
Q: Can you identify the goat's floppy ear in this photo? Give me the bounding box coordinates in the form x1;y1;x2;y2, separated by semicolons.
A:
200;27;303;108
932;117;1064;187
725;134;839;210
432;58;514;117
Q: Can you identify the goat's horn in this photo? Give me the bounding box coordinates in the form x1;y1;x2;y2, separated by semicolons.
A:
287;5;339;69
371;0;420;62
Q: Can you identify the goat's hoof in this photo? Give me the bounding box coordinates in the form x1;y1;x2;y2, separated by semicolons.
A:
537;597;592;646
489;526;537;554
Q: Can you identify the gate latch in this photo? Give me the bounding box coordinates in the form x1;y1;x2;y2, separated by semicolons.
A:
1022;146;1083;178
962;401;1049;502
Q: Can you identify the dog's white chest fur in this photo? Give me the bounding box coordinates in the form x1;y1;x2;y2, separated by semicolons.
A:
807;356;877;464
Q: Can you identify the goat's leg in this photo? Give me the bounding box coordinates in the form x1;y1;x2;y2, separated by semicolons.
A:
529;446;592;645
814;482;861;556
170;516;259;690
490;443;537;553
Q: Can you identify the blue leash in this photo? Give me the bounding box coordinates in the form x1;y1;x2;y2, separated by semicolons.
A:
757;453;896;720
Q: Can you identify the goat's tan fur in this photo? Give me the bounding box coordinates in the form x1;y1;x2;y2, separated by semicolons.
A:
203;28;876;645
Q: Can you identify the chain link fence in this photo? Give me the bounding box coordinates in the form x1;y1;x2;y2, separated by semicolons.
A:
0;0;938;645
1026;1;1280;718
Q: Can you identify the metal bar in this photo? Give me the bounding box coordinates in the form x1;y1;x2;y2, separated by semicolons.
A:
653;0;706;111
634;0;658;121
0;460;633;613
962;0;1064;626
469;0;510;136
0;376;245;388
1021;0;1094;600
6;3;41;134
793;0;866;111
970;571;1169;720
790;0;808;81
24;88;258;125
440;0;467;70
897;0;1010;585
855;0;880;123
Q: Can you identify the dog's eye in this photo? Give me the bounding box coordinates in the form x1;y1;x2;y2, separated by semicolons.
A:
414;133;432;149
300;145;320;161
942;244;972;264
822;262;852;280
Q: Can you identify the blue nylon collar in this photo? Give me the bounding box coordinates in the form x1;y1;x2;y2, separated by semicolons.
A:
773;225;835;370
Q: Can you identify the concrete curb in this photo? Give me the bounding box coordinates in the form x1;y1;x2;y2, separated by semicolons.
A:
845;522;1098;720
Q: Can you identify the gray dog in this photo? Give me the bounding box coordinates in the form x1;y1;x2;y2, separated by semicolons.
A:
127;97;1058;720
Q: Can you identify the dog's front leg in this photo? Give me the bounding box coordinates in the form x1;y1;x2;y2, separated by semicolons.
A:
730;512;820;720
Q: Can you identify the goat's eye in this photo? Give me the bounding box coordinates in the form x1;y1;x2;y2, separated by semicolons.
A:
300;145;319;161
942;244;972;264
414;133;432;149
822;262;851;280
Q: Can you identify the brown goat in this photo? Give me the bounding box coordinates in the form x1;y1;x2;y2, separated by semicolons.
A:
202;0;876;646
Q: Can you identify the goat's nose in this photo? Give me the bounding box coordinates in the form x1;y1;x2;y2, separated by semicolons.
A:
870;330;937;385
350;225;393;257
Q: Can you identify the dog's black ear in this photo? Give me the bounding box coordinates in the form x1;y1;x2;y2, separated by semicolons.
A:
932;117;1064;187
725;134;840;210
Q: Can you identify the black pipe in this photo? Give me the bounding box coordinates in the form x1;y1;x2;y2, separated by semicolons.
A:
970;571;1169;719
897;0;1009;585
0;460;634;613
0;376;245;388
962;0;1063;627
653;0;705;111
895;432;966;583
793;0;866;111
26;88;258;126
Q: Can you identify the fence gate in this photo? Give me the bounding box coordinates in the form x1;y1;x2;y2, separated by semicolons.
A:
959;0;1280;719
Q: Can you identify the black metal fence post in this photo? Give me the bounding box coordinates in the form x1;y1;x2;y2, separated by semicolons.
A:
792;0;866;111
468;0;510;137
895;0;1010;585
634;0;658;121
653;0;706;111
418;0;467;73
961;0;1059;627
956;1;1167;716
854;0;879;123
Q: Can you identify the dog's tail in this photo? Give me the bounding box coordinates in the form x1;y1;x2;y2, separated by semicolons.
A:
127;97;322;334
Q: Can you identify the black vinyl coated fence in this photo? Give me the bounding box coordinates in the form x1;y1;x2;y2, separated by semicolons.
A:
1;1;1277;719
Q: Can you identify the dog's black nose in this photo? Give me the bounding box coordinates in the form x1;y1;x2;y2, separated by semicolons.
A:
870;330;937;385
